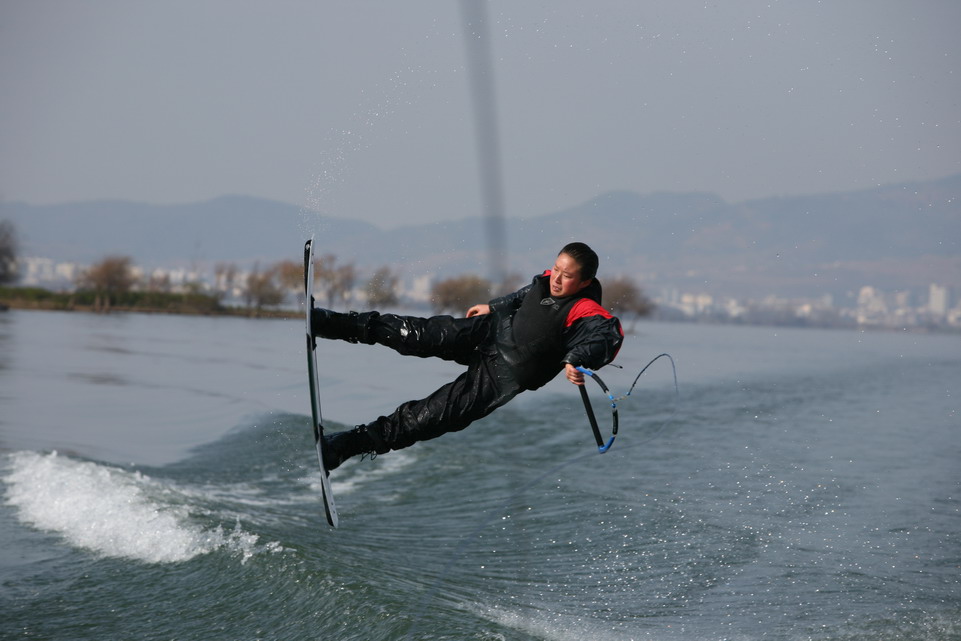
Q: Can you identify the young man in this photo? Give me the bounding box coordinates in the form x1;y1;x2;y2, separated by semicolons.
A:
312;242;623;471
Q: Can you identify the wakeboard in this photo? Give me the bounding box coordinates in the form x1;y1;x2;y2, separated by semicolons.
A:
304;237;338;527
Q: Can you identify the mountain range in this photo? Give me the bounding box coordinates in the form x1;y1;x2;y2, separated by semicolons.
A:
3;174;959;300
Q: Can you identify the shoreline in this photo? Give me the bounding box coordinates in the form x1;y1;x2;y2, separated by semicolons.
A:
0;297;296;319
2;296;958;336
0;284;301;319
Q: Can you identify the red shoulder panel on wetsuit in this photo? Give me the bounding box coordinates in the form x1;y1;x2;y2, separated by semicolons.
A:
565;298;614;328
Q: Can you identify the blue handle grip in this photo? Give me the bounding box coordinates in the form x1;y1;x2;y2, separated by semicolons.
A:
599;436;615;453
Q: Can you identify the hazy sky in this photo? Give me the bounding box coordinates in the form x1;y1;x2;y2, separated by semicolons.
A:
2;1;959;227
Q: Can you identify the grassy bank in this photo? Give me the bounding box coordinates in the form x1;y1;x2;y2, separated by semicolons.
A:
0;286;294;318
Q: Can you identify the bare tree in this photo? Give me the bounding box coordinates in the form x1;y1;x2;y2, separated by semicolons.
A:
274;260;302;292
604;275;655;332
214;262;239;299
316;253;339;306
0;220;18;285
316;254;357;307
77;255;136;312
334;263;357;307
146;271;172;293
366;266;400;308
431;274;491;315
244;263;284;311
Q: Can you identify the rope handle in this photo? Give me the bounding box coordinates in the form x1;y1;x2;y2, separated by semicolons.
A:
576;366;618;453
575;354;677;454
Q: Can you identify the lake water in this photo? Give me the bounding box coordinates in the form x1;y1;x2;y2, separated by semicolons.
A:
1;309;959;640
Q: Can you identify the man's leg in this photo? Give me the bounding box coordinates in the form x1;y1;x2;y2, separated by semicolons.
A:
324;350;519;469
313;309;493;365
370;349;516;449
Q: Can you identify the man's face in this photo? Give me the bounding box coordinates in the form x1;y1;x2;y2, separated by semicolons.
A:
550;252;592;298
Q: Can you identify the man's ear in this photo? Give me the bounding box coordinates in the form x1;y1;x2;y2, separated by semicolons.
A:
577;278;593;292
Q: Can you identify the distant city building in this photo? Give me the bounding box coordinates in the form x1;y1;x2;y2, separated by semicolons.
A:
679;293;714;316
20;257;80;289
928;283;952;317
404;275;433;303
857;286;887;325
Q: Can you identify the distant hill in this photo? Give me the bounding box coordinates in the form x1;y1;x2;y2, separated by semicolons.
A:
0;195;377;266
3;175;959;299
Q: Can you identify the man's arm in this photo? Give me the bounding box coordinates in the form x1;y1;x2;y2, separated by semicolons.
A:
561;301;624;384
466;274;538;317
485;275;539;316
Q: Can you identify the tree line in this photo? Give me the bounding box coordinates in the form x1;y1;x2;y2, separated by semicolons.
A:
228;253;402;311
0;220;16;287
0;219;654;323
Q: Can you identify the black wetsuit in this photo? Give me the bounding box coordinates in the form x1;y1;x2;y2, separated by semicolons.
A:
361;273;623;452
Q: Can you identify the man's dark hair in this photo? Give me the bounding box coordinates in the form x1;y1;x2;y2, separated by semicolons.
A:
559;242;598;281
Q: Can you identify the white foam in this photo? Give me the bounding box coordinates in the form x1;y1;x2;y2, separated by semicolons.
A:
469;603;653;641
3;451;280;564
305;448;418;497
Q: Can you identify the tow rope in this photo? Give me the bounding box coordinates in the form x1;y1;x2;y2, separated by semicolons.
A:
576;353;678;453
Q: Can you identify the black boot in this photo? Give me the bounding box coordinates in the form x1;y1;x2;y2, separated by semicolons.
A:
322;426;386;472
311;309;379;344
